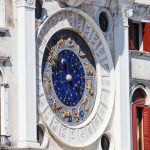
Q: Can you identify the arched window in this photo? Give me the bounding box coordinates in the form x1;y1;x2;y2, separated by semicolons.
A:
132;87;150;150
132;88;146;105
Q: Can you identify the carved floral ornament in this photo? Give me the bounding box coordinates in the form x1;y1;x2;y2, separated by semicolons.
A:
36;8;115;147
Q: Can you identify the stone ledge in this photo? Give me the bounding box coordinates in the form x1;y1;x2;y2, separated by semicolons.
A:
129;50;150;57
0;27;9;33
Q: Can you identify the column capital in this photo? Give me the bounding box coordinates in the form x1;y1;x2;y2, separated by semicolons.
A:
113;5;133;27
16;0;35;8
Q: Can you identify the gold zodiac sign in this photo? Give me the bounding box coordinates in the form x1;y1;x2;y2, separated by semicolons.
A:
79;51;86;58
68;37;74;47
45;81;51;93
57;38;65;48
76;45;80;53
84;62;93;76
48;47;58;65
43;75;51;93
85;98;90;111
52;101;62;110
76;45;86;58
90;108;93;113
43;75;50;81
87;80;93;95
82;95;87;105
47;54;53;65
74;110;80;122
82;96;90;111
63;111;71;119
74;107;81;122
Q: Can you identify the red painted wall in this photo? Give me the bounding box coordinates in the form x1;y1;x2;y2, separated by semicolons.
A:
143;23;150;52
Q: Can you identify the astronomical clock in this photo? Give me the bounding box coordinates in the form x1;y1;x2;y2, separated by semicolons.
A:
37;8;115;148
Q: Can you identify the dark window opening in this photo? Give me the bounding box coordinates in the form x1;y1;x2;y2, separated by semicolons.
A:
99;12;108;32
132;88;146;105
37;125;44;145
129;20;150;52
101;134;110;150
35;0;42;19
129;20;139;50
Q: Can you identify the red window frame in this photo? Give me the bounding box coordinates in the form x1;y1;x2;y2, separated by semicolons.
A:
132;104;150;150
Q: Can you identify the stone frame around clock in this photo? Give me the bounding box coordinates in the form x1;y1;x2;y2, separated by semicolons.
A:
36;8;115;148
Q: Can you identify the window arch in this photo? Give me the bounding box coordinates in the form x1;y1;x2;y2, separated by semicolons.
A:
132;88;147;105
131;85;150;150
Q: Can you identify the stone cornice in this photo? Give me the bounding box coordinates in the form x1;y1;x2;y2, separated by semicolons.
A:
130;2;150;21
60;0;111;7
112;5;133;27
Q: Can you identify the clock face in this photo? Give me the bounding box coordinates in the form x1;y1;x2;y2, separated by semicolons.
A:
42;30;96;125
37;9;114;148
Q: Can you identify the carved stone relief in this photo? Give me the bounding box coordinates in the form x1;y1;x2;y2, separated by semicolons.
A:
130;2;150;21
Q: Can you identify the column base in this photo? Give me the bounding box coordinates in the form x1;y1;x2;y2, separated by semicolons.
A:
18;141;40;149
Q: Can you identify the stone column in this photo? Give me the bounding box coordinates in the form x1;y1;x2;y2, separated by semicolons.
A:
16;0;39;148
113;5;132;150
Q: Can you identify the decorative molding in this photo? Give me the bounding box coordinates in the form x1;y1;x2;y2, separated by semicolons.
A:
130;84;150;105
0;27;9;33
113;5;133;27
60;0;82;7
16;0;35;8
130;2;150;22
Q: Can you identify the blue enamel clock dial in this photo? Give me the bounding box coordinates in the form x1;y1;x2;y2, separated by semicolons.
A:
52;50;85;106
42;30;96;125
